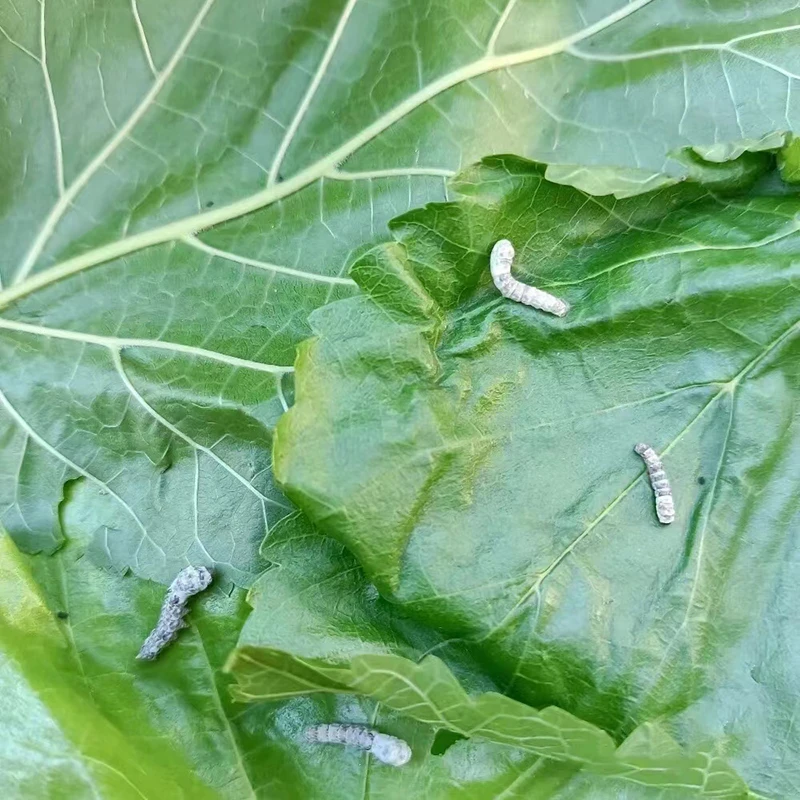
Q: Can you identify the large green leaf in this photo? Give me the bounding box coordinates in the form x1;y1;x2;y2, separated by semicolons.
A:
230;514;749;797
0;530;256;797
3;1;800;796
270;155;800;797
3;0;800;583
3;521;584;799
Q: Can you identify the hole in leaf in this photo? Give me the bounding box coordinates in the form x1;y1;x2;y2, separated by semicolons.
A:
430;729;466;756
698;476;706;485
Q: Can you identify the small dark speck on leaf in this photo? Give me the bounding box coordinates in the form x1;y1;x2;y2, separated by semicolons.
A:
698;476;706;485
57;611;69;619
205;200;214;208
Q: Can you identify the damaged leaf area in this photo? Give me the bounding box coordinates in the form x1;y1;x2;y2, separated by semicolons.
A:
266;155;800;797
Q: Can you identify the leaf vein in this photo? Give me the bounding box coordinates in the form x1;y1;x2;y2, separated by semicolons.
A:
183;235;357;286
2;0;658;306
111;349;285;509
39;0;64;196
13;0;218;285
0;317;294;374
0;385;164;563
268;0;361;187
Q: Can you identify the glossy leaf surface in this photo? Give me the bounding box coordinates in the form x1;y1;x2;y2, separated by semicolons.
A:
273;156;800;798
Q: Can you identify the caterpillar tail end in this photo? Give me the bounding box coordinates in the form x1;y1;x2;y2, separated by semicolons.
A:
656;498;675;525
371;734;413;766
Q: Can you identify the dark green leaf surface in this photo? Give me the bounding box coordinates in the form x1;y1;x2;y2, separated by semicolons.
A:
231;515;750;796
779;136;800;182
3;0;800;583
272;156;800;798
0;524;605;799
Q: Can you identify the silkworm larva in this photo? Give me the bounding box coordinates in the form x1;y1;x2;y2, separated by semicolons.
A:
490;239;569;317
137;566;213;660
305;724;412;766
634;443;675;524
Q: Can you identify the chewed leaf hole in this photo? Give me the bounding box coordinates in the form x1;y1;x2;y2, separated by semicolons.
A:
430;729;466;756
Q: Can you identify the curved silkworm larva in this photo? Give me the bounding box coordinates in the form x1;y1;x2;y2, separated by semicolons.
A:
137;565;213;660
305;724;412;766
634;443;675;524
490;239;569;317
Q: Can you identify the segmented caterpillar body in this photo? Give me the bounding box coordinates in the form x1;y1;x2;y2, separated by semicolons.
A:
137;566;213;660
634;443;675;524
305;724;412;766
490;239;569;317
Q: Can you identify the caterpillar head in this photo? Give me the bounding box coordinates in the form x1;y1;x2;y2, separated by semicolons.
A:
490;238;515;280
174;565;214;595
371;733;412;766
190;566;214;590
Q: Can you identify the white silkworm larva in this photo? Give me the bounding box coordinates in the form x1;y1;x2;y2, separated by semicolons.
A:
634;443;675;524
305;724;412;766
137;566;213;660
490;239;569;317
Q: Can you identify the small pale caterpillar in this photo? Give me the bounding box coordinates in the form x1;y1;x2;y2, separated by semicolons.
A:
305;724;412;766
634;443;675;524
490;239;569;317
137;566;213;660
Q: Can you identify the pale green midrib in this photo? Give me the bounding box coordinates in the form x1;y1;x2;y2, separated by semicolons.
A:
0;317;294;373
0;0;656;312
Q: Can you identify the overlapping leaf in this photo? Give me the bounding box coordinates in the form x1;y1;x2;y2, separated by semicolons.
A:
230;514;749;797
3;517;587;800
0;528;259;797
271;154;800;798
